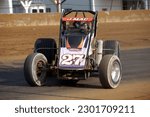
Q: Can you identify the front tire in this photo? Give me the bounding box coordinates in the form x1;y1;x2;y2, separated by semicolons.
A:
99;55;122;89
24;53;48;86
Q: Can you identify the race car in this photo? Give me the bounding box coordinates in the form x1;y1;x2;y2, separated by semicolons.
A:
24;10;122;89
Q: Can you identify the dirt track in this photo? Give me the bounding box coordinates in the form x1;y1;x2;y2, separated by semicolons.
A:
0;48;150;100
0;26;59;62
0;11;150;99
0;20;150;63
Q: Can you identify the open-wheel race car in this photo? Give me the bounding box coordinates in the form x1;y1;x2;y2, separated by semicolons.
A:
24;10;122;89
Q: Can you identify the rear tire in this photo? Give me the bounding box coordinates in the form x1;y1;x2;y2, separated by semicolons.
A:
24;53;48;86
34;38;57;64
103;40;120;57
99;55;122;89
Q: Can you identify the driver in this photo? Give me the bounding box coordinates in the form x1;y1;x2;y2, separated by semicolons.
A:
73;21;80;29
73;21;90;33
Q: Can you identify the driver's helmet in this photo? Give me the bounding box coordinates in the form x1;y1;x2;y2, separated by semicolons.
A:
73;21;88;29
80;22;88;30
73;21;80;28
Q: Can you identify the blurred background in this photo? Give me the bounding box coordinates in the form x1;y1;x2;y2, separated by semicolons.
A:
0;0;149;14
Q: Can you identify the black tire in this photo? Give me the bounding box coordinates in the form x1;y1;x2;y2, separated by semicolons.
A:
24;53;48;86
103;40;120;57
34;38;57;64
99;55;122;89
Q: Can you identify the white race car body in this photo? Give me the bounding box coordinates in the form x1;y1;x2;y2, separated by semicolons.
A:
59;34;94;70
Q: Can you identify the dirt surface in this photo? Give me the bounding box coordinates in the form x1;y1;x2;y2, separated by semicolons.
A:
0;20;150;63
0;26;59;63
0;48;150;100
0;16;150;100
98;21;150;49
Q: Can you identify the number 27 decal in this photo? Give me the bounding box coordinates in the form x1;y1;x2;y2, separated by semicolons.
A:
61;54;85;66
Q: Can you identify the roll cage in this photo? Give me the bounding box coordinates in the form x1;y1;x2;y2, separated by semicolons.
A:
59;10;98;47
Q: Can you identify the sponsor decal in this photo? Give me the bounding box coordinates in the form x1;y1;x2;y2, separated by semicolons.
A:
62;17;93;22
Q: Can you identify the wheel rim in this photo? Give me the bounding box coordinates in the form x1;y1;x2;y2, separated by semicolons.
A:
36;60;46;82
111;60;121;83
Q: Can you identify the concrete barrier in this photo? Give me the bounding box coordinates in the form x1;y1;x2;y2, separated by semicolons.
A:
0;13;60;27
0;10;150;27
99;10;150;23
